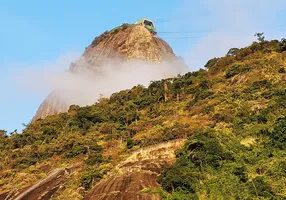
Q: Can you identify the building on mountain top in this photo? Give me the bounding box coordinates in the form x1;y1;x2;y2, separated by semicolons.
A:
134;18;157;34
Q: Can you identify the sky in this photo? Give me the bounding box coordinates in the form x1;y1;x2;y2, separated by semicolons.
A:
0;0;286;133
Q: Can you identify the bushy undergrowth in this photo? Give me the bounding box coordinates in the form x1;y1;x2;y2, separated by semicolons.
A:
159;123;286;199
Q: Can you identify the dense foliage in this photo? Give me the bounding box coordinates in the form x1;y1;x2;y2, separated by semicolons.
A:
0;38;285;199
159;124;286;199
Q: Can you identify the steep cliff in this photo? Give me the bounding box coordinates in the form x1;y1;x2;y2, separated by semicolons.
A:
33;24;180;121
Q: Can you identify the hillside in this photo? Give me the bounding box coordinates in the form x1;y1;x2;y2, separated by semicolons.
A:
0;38;286;200
33;24;182;121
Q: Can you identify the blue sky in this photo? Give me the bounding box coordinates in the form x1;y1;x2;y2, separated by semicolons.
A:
1;0;286;133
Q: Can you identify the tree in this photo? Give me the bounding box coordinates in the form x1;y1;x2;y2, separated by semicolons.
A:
269;118;286;150
172;78;185;101
148;80;165;102
227;48;240;56
126;137;134;149
255;32;265;43
279;38;286;52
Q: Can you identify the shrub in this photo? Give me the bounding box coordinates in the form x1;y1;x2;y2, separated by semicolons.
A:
244;80;272;93
162;123;191;140
227;48;240;56
65;144;88;158
268;118;286;150
91;144;103;152
225;63;249;78
236;48;252;60
186;134;233;169
274;89;286;108
126;137;134;149
121;23;129;30
80;168;103;190
233;166;248;182
43;127;57;135
204;58;218;68
279;38;286;52
134;95;157;109
112;28;119;34
80;164;111;190
256;109;269;124
248;176;274;197
85;153;104;165
160;156;199;195
12;157;37;168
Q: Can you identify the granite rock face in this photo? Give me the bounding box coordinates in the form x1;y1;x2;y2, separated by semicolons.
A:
85;139;186;200
1;140;186;200
32;91;69;121
33;25;183;121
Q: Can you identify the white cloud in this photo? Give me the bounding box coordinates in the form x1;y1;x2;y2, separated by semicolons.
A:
17;54;188;107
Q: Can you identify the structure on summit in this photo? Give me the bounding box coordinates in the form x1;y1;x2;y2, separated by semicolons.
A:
134;18;157;34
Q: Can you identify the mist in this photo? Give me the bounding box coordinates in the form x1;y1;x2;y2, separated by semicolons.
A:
18;54;188;107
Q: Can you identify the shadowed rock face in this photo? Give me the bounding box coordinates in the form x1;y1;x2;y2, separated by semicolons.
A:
32;25;179;121
0;140;186;200
32;91;69;121
86;170;161;200
85;139;186;200
1;168;67;200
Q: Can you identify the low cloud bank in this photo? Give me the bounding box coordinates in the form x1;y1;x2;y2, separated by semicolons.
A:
18;53;188;106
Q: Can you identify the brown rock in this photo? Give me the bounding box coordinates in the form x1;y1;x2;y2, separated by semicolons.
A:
33;25;180;121
32;91;69;121
85;139;186;200
4;168;67;200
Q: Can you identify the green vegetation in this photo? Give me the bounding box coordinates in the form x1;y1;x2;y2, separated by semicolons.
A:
0;38;285;199
159;125;286;199
255;32;266;43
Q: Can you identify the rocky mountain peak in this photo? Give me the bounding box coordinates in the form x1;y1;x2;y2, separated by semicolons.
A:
33;24;183;121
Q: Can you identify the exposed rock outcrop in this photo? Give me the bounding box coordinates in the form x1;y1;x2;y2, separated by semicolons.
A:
2;168;67;200
0;140;186;200
71;25;176;72
85;139;186;200
32;91;69;121
33;25;182;121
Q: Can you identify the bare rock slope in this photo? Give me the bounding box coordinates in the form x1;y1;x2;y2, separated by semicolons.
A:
32;92;69;121
33;25;179;121
1;168;67;200
1;139;186;200
85;139;186;200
